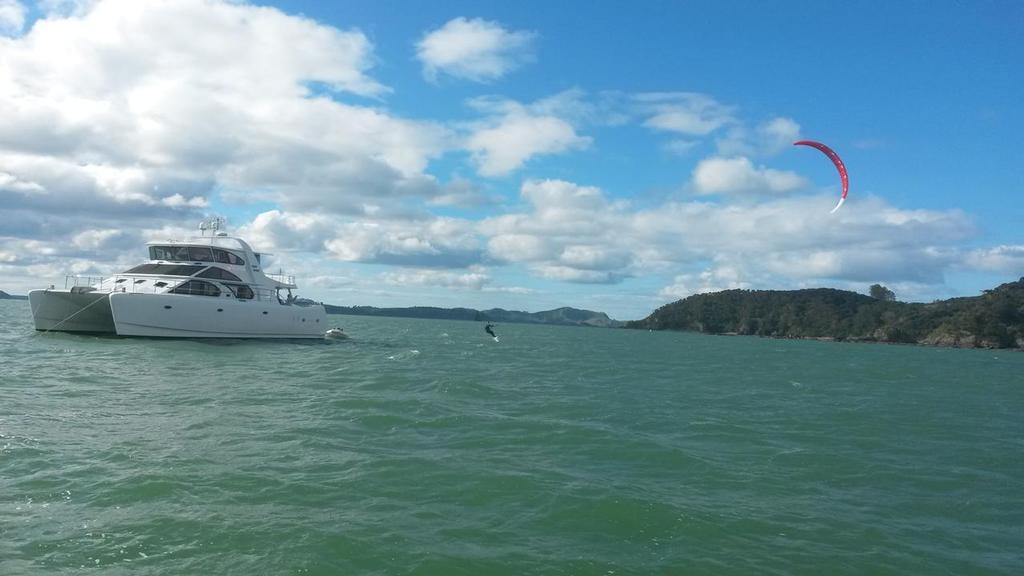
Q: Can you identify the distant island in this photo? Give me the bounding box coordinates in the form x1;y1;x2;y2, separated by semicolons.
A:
325;304;623;328
626;278;1024;350
0;290;28;300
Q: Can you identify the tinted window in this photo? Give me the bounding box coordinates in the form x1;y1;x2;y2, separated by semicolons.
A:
125;264;205;276
169;280;221;297
172;246;190;261
189;246;214;261
197;267;242;282
229;284;254;299
149;246;177;260
213;249;245;265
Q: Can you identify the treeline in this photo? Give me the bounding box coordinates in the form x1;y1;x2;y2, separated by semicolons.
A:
626;278;1024;349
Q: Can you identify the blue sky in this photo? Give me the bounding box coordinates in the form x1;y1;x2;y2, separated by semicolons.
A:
0;0;1021;319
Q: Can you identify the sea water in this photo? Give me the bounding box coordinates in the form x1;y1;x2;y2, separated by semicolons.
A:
1;300;1021;575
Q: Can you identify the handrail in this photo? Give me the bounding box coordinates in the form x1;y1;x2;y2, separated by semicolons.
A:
266;272;296;286
61;274;301;303
65;274;173;294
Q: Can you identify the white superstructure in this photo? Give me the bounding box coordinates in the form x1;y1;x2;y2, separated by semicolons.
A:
29;218;328;338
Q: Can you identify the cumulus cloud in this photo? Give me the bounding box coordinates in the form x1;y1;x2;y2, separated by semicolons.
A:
476;176;977;294
0;0;453;235
416;17;536;82
0;0;25;36
464;94;590;177
241;209;484;269
691;156;805;195
483;179;636;284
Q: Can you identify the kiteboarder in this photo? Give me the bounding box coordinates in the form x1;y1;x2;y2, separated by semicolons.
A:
485;323;497;339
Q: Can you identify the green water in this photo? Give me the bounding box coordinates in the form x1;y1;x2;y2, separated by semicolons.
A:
1;300;1021;574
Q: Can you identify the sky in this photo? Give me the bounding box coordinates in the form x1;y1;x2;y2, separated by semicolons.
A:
0;0;1021;320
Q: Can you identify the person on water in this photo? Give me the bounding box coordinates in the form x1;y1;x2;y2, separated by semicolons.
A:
485;323;496;338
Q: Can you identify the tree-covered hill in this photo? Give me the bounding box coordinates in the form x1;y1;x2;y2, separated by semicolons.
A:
626;278;1024;349
0;290;28;300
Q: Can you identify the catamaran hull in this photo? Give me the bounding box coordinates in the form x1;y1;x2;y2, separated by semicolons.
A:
107;293;327;338
29;291;327;339
28;289;116;333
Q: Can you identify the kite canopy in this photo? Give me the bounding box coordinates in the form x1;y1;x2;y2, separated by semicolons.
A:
794;140;848;213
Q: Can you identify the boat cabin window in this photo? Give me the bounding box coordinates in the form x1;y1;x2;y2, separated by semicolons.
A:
169;280;221;297
214;249;245;265
197;267;243;282
154;281;168;287
172;246;191;261
126;263;205;276
229;284;254;300
149;245;245;265
149;246;176;260
189;246;214;262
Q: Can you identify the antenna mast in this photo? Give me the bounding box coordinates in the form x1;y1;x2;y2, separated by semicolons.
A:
199;216;226;236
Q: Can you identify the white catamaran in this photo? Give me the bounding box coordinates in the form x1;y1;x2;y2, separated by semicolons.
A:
29;218;327;338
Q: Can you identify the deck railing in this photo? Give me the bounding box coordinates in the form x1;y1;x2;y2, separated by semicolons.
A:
267;272;296;286
62;274;297;303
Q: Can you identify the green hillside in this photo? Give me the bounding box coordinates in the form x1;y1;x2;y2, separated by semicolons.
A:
626;279;1024;349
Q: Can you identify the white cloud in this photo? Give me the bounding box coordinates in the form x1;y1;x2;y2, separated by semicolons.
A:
0;0;454;233
715;117;802;157
381;266;491;290
692;156;805;195
465;94;590;177
638;92;736;136
416;17;536;82
483;179;636;284
0;170;44;193
659;265;752;300
242;210;484;269
962;245;1024;274
427;177;497;208
478;177;977;293
71;228;125;251
759;117;801;154
0;0;25;36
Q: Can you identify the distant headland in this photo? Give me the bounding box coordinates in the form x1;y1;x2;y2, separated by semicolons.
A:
325;304;623;328
626;278;1024;350
0;290;28;301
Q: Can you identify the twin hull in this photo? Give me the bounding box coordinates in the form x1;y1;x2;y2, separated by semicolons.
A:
29;290;327;339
